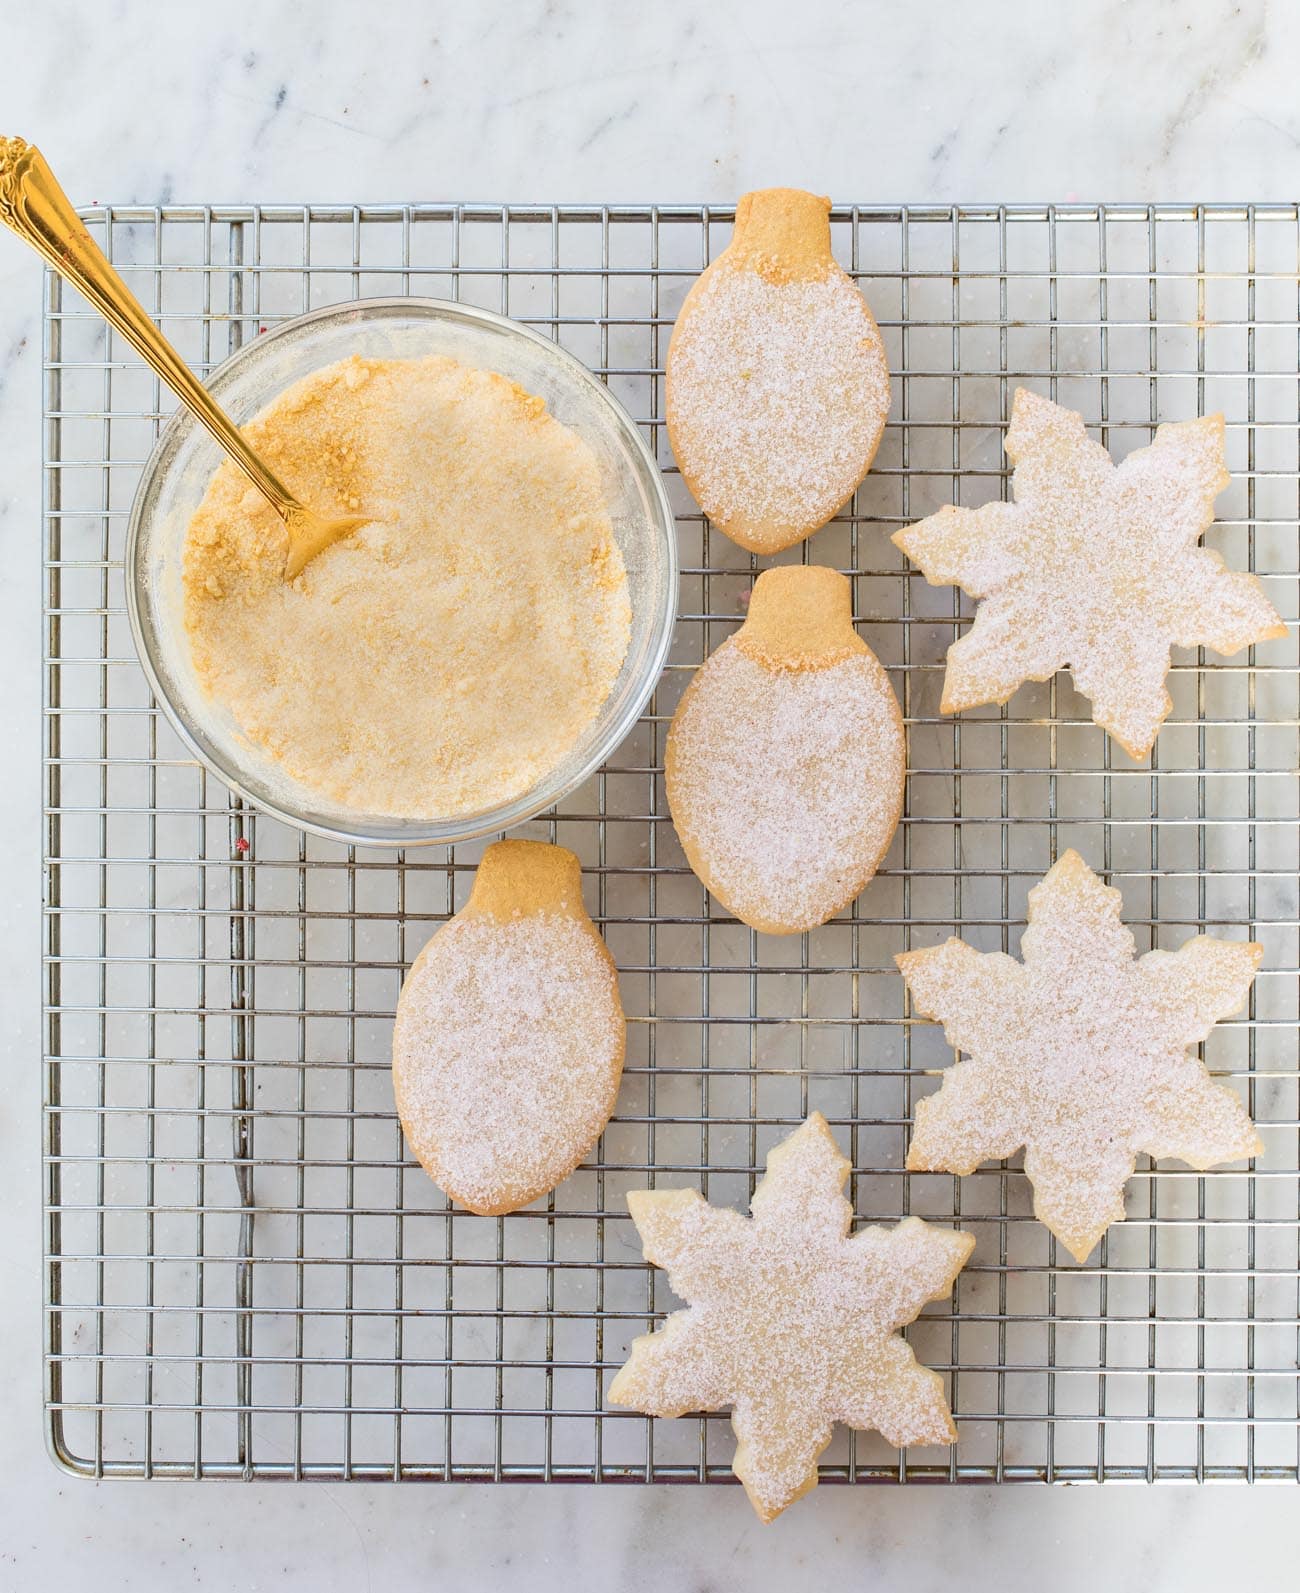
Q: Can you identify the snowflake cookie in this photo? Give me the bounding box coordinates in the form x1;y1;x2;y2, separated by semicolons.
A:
893;388;1285;758
898;850;1264;1262
608;1114;973;1521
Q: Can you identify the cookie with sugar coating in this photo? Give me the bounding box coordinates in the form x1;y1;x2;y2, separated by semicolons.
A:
609;1113;974;1522
392;839;625;1216
666;565;905;934
893;387;1286;758
667;187;891;554
897;849;1264;1262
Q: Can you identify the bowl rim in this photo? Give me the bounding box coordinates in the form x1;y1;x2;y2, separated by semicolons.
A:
124;294;679;848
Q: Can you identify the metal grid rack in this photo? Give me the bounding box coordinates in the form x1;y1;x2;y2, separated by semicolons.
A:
43;203;1299;1485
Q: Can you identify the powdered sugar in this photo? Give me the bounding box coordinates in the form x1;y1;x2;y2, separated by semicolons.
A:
899;850;1263;1262
894;387;1285;758
668;267;891;550
393;912;624;1215
667;640;905;933
608;1114;974;1522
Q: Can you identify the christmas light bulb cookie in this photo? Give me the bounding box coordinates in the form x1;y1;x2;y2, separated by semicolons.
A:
393;840;625;1215
667;187;891;554
666;565;905;934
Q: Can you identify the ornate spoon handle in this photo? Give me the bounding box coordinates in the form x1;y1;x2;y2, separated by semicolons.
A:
0;138;364;577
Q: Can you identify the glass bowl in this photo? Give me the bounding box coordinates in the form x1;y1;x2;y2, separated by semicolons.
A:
125;298;678;846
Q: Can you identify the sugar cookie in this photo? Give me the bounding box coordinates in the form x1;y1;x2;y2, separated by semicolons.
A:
893;388;1285;758
609;1113;974;1522
666;188;891;554
898;849;1264;1262
392;840;625;1215
666;565;905;934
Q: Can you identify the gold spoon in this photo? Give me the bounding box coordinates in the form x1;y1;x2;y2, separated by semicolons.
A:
0;138;367;579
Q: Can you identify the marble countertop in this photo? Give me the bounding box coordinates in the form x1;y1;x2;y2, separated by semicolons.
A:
0;1;1294;1587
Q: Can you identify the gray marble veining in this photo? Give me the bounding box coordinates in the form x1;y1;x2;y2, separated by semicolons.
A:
0;0;1295;1586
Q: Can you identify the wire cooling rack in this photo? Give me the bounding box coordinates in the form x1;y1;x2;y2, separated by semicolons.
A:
43;203;1299;1484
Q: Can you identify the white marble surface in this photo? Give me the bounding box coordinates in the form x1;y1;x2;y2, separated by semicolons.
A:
0;1;1295;1586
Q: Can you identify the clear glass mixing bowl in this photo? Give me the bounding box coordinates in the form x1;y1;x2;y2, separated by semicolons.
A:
125;298;678;846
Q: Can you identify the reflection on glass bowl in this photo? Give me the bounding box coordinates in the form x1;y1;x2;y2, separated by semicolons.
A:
125;298;678;847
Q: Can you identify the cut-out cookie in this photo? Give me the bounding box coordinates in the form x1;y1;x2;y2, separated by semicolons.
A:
392;840;625;1215
666;565;905;934
667;188;891;554
898;849;1263;1262
609;1113;973;1522
893;388;1285;758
